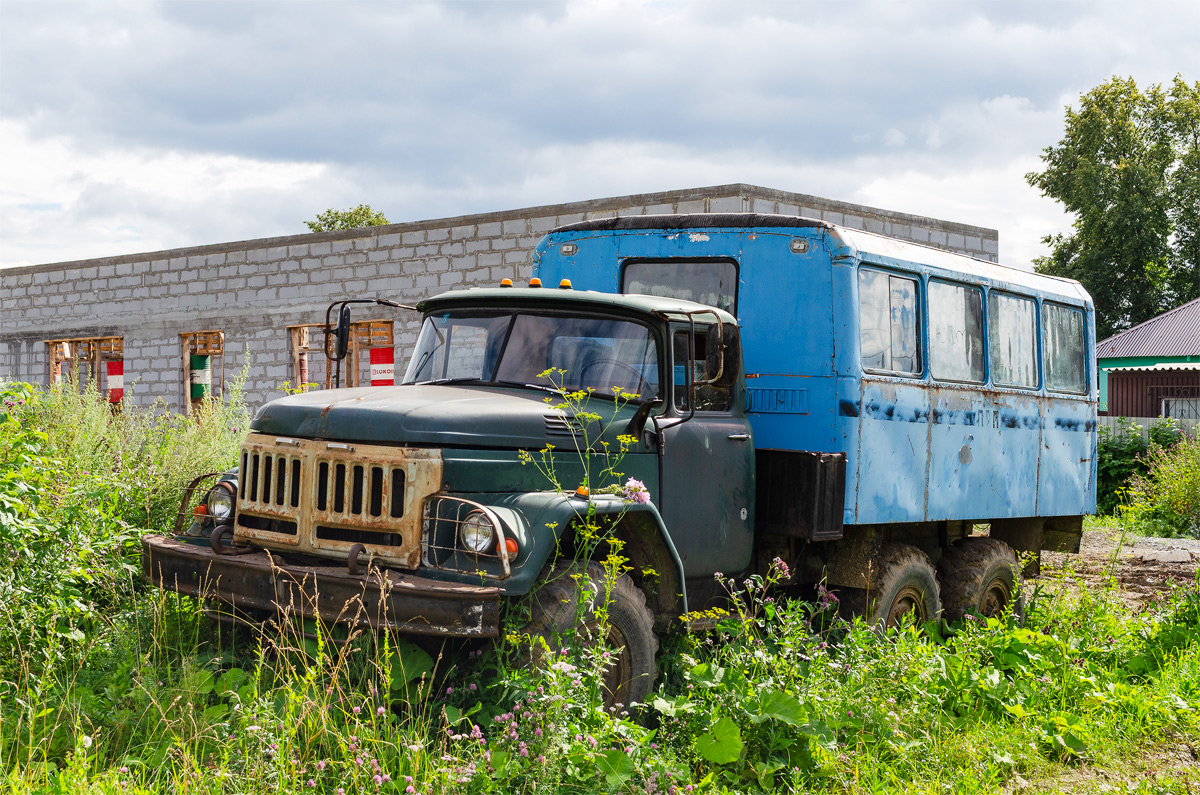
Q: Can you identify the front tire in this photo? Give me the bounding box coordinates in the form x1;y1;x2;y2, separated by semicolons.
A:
522;561;657;707
938;537;1023;622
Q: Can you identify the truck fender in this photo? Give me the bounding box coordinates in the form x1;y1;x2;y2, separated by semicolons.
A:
510;494;687;624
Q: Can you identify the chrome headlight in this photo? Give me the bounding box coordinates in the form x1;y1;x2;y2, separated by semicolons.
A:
206;484;235;522
460;510;495;553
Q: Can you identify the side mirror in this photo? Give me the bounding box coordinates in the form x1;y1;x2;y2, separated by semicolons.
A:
334;305;352;360
703;322;740;389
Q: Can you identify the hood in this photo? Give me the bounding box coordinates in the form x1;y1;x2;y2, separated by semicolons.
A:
250;383;641;449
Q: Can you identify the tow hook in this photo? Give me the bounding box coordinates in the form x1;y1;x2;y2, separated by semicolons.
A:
347;543;368;575
210;525;236;555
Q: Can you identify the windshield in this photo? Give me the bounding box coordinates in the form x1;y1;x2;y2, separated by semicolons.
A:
403;311;661;398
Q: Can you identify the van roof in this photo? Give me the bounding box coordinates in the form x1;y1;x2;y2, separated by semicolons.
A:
552;213;1091;306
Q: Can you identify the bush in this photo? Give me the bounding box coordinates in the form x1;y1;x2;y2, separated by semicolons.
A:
0;378;248;678
1123;431;1200;538
1097;417;1186;515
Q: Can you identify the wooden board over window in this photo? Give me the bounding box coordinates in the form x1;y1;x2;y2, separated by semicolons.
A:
288;319;394;390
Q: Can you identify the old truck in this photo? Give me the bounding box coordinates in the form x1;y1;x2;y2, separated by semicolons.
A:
142;213;1097;704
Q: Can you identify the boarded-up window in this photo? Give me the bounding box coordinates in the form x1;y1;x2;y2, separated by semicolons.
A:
859;268;921;375
988;292;1038;388
929;280;984;383
1043;303;1086;394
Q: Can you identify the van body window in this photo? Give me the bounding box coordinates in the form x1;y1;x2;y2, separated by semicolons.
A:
929;281;984;383
622;260;738;314
859;268;921;375
1042;303;1086;394
988;292;1038;388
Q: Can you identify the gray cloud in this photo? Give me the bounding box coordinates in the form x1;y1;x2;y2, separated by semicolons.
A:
1;0;1198;268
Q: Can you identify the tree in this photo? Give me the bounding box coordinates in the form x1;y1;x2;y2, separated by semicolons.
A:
1026;76;1200;340
305;204;390;233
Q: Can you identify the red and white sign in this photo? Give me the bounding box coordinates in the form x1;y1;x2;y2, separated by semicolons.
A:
369;347;395;386
106;360;124;403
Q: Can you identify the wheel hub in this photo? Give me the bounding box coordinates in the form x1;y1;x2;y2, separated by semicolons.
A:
979;576;1011;617
886;584;929;627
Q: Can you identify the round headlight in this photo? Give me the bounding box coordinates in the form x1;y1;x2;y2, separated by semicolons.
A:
460;510;495;553
206;485;234;521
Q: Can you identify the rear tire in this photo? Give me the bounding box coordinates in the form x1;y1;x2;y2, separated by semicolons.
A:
937;537;1024;622
840;544;941;628
522;561;657;707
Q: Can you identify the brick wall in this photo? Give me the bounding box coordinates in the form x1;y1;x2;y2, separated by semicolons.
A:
0;184;999;411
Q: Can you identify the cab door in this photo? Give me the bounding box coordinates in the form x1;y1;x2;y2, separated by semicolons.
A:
658;324;755;579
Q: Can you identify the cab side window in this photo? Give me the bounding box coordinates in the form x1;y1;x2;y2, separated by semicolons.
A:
673;327;732;412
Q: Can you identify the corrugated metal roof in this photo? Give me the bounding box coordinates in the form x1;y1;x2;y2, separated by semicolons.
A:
1103;362;1200;372
1096;296;1200;358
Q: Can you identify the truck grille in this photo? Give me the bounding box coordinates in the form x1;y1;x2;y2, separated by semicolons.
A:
233;434;443;569
240;450;302;509
314;461;405;520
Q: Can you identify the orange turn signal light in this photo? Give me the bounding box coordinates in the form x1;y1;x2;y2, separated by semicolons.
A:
504;537;519;557
193;505;208;517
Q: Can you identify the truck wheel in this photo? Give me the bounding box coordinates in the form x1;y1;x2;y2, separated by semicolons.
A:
937;538;1023;622
523;561;657;707
840;544;941;628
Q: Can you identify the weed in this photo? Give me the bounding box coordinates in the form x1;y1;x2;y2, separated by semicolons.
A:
2;381;1199;793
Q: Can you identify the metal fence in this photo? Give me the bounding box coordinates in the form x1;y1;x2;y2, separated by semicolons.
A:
1097;415;1200;440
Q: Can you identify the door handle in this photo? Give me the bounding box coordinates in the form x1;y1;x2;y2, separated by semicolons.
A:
727;433;751;441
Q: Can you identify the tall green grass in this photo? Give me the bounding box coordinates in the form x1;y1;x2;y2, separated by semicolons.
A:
1;381;1198;794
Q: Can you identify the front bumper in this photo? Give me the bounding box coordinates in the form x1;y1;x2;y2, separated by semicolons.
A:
141;534;501;638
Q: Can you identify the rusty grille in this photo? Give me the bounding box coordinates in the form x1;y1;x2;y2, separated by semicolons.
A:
240;449;303;511
233;434;442;568
314;460;405;522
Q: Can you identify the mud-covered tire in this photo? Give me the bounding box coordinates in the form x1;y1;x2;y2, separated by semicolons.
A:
522;562;657;707
840;544;941;628
938;537;1024;622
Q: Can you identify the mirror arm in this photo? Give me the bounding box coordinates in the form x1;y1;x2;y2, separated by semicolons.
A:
323;297;418;388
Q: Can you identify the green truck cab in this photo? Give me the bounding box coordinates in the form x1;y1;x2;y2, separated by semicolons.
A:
142;285;747;703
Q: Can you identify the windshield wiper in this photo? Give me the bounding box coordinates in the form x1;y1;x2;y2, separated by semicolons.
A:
499;381;660;404
414;377;489;386
486;380;569;396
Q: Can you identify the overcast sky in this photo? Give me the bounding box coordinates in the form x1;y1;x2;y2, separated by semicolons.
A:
2;0;1197;270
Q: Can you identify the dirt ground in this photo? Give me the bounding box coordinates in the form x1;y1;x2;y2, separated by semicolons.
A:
1016;528;1200;793
1040;527;1200;610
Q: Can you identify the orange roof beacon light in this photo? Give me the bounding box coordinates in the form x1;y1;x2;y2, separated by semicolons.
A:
574;485;590;499
559;279;573;290
500;278;513;287
529;278;543;288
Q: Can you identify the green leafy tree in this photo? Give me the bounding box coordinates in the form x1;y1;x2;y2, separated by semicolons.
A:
305;204;390;232
1026;75;1200;339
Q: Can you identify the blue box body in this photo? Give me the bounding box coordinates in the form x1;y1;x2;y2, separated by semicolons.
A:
534;216;1098;528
